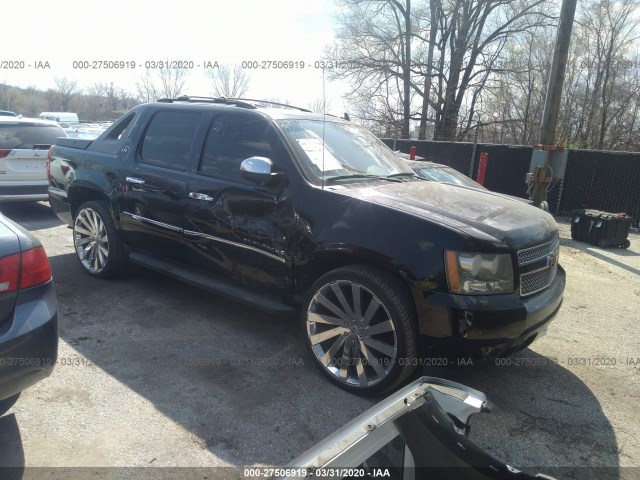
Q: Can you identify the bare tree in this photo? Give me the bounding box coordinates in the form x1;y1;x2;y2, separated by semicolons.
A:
481;26;555;144
22;85;45;117
0;82;139;121
136;69;159;103
99;82;119;111
85;83;107;116
327;0;415;138
118;88;134;110
451;0;640;150
262;97;291;105
329;0;553;141
207;64;250;98
570;0;640;149
308;97;333;114
135;67;188;101
44;89;59;110
157;67;189;99
54;77;81;111
425;0;554;140
0;85;21;112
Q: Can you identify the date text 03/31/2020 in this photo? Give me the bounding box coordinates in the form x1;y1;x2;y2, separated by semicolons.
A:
65;59;366;70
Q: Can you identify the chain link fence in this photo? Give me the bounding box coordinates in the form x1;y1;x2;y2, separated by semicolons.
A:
558;149;640;222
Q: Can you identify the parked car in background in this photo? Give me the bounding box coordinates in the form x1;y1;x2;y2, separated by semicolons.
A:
404;159;533;204
0;212;58;416
48;96;564;395
39;112;79;124
0;111;17;117
63;123;107;140
0;117;67;202
405;160;487;189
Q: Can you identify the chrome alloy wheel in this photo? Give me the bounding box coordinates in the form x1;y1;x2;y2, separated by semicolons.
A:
306;280;398;388
74;207;109;274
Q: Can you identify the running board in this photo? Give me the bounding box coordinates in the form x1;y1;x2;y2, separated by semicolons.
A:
128;251;295;314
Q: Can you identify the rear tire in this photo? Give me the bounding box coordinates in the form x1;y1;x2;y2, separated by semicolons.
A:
301;265;418;396
0;393;20;416
73;201;127;278
621;239;631;249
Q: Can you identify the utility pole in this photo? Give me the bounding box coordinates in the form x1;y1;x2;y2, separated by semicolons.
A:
403;0;411;139
531;0;578;208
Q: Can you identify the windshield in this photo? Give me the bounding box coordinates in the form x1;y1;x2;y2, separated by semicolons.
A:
413;165;486;190
276;119;413;182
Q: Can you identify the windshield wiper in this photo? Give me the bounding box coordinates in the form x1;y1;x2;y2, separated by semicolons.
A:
325;174;380;184
326;173;411;184
386;172;419;180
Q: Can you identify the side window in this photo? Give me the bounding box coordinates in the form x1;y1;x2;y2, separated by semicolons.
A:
139;111;201;171
199;115;277;184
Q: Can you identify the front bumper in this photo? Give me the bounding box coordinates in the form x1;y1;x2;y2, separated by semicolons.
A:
420;265;565;357
0;281;58;401
283;377;556;479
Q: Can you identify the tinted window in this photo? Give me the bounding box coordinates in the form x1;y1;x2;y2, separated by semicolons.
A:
140;111;201;171
199;115;277;183
0;123;66;149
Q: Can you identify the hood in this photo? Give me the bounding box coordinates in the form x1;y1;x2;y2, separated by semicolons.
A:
335;180;557;249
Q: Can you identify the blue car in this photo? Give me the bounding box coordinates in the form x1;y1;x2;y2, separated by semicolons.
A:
0;212;58;416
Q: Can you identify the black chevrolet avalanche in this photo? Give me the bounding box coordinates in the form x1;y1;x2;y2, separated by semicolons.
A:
47;97;565;395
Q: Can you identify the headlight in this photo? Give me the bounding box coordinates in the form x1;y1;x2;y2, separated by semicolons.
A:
445;251;514;295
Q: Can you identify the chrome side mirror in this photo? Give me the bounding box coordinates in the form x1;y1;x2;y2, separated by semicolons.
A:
240;157;285;186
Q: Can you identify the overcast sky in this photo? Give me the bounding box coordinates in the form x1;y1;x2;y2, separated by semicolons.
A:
4;0;349;113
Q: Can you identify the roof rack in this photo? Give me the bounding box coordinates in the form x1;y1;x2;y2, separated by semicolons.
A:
156;95;312;113
156;96;257;109
226;98;312;113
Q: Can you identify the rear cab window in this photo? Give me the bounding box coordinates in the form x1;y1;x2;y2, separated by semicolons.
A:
90;111;138;155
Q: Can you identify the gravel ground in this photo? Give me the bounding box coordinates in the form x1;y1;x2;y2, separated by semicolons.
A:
0;203;638;479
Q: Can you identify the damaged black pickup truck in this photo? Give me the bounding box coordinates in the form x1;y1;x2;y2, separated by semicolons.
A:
47;96;565;395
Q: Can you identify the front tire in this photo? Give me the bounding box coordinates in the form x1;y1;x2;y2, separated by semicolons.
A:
302;265;418;396
73;201;126;278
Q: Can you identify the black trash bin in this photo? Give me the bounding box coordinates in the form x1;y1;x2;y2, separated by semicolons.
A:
571;209;632;248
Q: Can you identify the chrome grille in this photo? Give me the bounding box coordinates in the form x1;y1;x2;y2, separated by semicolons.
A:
520;265;558;296
517;235;560;296
517;235;560;265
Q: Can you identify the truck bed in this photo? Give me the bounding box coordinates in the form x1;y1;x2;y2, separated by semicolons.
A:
55;138;93;150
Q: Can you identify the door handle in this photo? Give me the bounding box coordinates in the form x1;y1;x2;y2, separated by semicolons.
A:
126;177;146;185
189;192;214;201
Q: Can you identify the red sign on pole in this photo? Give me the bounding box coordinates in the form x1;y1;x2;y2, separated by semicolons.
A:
477;152;489;185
